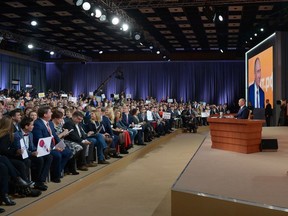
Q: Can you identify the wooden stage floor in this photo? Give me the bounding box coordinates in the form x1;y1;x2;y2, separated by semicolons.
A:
172;127;288;216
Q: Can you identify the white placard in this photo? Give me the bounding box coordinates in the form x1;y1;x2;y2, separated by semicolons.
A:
89;92;94;96
61;94;68;98
38;92;45;98
146;110;153;121
162;112;171;119
36;137;52;157
126;94;131;99
114;94;119;100
96;96;102;102
201;112;209;118
167;99;173;103
68;96;77;104
145;100;151;104
20;138;29;159
101;94;106;99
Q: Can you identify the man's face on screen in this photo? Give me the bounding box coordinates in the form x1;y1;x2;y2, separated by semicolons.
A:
254;59;261;87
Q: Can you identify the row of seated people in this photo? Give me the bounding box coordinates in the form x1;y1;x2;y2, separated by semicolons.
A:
0;103;177;213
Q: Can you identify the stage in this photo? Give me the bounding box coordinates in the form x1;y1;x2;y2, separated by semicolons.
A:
172;127;288;216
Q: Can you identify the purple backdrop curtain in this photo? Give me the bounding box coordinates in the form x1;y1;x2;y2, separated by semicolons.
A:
0;54;46;92
46;60;244;105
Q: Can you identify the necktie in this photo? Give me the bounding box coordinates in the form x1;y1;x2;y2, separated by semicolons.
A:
46;123;52;136
23;133;29;136
75;124;82;137
46;122;55;145
256;90;259;108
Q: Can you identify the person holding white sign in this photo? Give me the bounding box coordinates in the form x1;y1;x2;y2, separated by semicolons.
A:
0;116;33;185
12;117;43;197
32;106;71;188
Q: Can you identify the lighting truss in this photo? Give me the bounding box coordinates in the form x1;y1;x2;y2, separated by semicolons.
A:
0;30;92;62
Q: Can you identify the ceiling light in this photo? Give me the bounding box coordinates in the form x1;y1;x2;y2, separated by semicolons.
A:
82;2;91;11
99;14;107;22
260;28;264;32
28;44;33;49
218;15;223;22
50;51;55;55
254;33;257;36
149;44;154;50
156;50;160;54
133;32;141;40
99;50;103;54
30;20;38;26
121;23;129;31
111;16;120;25
95;8;102;18
220;49;223;53
73;0;83;6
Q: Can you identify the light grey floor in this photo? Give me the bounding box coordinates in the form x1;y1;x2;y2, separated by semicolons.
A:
4;128;207;216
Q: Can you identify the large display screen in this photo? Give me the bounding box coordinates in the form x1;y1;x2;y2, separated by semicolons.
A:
246;33;274;109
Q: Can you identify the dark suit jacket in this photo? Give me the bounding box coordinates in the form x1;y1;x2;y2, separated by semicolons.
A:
101;115;114;136
248;83;265;108
137;113;147;123
32;118;61;148
235;106;250;119
121;113;133;127
63;120;87;144
13;131;37;157
265;103;272;117
0;134;16;158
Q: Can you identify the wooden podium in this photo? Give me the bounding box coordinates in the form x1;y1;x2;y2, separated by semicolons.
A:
207;117;264;154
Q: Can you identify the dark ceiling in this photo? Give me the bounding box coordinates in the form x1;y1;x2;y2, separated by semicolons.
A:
0;0;288;62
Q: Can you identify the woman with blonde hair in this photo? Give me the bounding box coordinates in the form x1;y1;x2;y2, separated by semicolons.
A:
86;109;120;158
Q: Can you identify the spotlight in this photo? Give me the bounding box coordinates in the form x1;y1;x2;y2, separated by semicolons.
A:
220;49;223;53
218;14;223;22
121;23;129;31
99;50;103;54
133;32;141;40
28;44;34;49
50;51;55;55
73;0;83;6
99;14;107;22
111;16;120;25
82;2;91;11
260;28;264;32
30;20;38;26
95;8;102;18
156;50;160;55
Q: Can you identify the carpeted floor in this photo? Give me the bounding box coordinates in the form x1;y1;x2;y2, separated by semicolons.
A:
4;127;208;216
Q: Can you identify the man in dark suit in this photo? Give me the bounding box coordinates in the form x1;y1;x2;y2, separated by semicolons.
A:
121;106;137;143
235;98;250;119
265;99;272;126
9;109;22;132
13;117;42;197
32;106;71;186
63;111;106;166
248;57;265;108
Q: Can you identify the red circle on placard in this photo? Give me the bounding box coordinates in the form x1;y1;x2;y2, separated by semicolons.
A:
39;140;45;147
